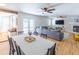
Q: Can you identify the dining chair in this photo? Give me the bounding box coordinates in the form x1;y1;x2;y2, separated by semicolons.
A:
8;37;15;55
40;33;47;38
46;43;56;55
13;41;22;55
8;37;22;55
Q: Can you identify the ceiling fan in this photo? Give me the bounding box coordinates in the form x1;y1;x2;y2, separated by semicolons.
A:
40;3;62;14
41;7;55;13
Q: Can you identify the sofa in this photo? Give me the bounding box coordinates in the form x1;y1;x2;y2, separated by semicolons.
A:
35;26;64;41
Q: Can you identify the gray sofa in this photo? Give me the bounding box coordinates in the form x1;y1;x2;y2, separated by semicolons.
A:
35;26;64;41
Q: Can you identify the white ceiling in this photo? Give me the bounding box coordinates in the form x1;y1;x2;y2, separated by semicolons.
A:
4;3;79;16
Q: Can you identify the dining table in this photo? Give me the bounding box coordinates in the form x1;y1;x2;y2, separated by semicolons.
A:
12;34;55;55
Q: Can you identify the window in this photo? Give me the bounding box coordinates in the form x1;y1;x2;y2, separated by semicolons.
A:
0;13;16;32
23;19;28;33
48;19;55;26
0;16;9;32
52;19;55;25
48;19;51;26
9;15;17;29
23;19;34;34
30;19;34;32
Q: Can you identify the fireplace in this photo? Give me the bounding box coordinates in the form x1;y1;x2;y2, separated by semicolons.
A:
73;26;79;32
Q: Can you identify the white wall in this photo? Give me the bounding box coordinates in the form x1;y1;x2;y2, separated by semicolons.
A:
34;16;48;26
64;16;79;33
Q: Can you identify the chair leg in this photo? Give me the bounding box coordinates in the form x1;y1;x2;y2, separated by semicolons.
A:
9;45;15;55
9;48;11;55
9;45;12;55
16;46;22;55
18;46;22;55
46;49;50;55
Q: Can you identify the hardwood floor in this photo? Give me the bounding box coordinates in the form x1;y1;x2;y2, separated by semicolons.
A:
0;32;8;42
0;32;9;55
0;32;79;55
0;41;9;55
55;34;79;55
45;33;79;55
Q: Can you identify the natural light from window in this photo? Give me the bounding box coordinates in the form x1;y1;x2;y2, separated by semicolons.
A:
23;18;34;34
0;12;17;32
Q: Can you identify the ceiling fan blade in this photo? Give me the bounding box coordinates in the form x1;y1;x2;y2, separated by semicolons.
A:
48;11;53;13
41;8;44;10
48;9;55;11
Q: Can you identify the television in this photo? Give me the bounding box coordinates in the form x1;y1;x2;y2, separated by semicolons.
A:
55;20;64;25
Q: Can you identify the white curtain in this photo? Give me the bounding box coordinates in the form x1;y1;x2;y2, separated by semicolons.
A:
0;13;16;32
0;16;9;32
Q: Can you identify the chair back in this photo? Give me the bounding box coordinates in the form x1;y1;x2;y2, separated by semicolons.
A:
47;43;56;55
8;37;22;55
8;37;15;55
14;41;22;55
